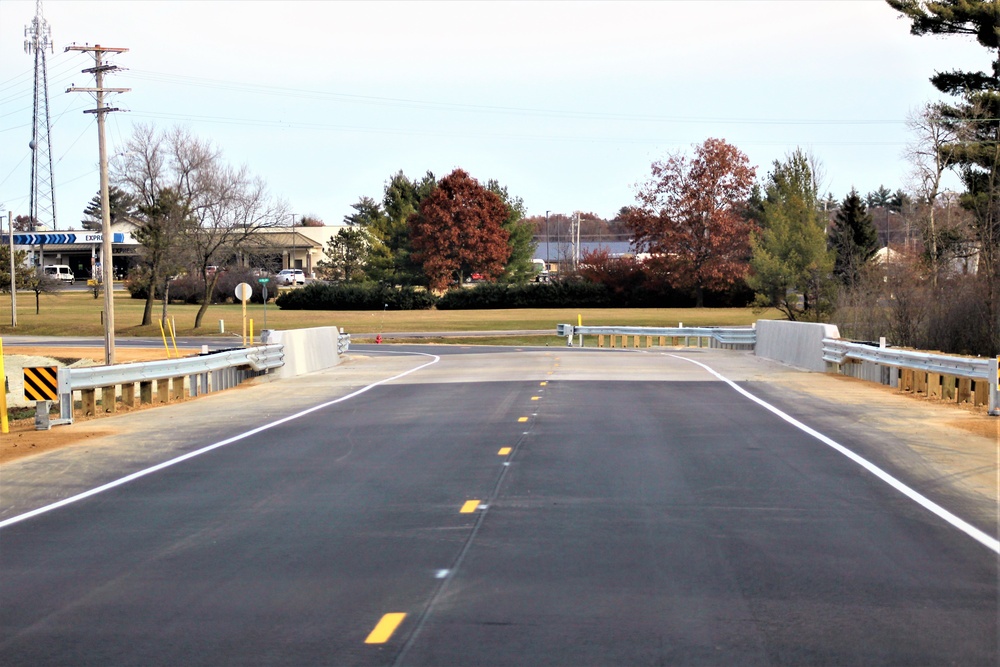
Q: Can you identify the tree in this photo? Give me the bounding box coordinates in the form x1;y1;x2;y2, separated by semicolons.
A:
888;0;1000;349
0;246;34;292
626;137;756;307
747;149;835;321
81;186;136;231
13;215;36;232
112;125;288;328
486;179;536;283
22;270;62;315
352;171;436;285
906;102;961;286
865;185;893;209
133;188;195;326
409;169;511;291
829;189;879;287
318;227;370;282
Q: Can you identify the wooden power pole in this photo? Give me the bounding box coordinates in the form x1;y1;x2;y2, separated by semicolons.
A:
65;44;128;365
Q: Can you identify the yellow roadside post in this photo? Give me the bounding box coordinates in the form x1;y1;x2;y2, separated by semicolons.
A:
0;337;8;434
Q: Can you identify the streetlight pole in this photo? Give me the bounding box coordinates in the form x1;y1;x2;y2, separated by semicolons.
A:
289;213;296;270
545;210;550;271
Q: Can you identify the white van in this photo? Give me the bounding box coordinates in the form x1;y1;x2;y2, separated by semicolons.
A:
44;265;75;284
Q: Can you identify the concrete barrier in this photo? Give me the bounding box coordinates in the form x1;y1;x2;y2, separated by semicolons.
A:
755;319;840;372
261;326;342;379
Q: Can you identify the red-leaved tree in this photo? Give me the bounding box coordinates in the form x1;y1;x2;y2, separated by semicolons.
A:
626;138;756;307
410;169;511;291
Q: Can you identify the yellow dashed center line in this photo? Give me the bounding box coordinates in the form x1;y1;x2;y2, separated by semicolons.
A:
518;417;528;422
498;447;512;456
460;500;481;513
365;613;406;644
531;396;540;401
540;381;547;386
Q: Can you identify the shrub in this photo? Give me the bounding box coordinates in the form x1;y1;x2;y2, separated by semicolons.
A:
275;282;437;310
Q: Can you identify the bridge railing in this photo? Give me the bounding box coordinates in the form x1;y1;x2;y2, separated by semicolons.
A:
53;344;284;425
556;324;756;350
822;338;999;414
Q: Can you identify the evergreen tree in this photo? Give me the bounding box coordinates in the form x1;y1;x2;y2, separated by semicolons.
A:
81;186;137;231
865;185;892;209
747;149;835;321
830;189;879;286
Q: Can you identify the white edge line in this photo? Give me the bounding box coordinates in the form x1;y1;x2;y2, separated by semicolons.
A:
667;353;1000;554
0;352;441;530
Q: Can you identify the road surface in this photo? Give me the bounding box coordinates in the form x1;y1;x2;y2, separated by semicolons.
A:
0;346;996;665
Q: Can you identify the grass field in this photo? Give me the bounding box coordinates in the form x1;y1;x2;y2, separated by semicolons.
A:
0;290;780;339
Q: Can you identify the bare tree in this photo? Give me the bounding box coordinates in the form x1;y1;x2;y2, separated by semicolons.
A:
113;125;288;329
187;164;288;327
905;102;960;286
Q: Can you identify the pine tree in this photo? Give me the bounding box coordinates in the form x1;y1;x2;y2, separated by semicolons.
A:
830;189;879;286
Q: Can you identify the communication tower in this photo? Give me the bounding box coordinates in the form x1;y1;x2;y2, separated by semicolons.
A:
24;0;57;230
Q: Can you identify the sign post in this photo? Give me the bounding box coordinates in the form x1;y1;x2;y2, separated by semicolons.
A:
258;277;270;330
235;282;252;346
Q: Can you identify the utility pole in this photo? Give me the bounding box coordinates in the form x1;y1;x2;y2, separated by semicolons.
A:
66;44;129;366
8;212;16;328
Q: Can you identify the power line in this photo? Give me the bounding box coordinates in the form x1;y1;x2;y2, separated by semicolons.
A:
125;68;905;127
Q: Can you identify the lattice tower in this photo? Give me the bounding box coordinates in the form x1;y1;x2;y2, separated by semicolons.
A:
24;0;57;230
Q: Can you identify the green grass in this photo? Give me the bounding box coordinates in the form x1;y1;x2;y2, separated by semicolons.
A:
0;291;780;339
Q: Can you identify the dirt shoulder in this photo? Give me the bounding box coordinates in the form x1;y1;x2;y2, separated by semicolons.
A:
2;347;191;465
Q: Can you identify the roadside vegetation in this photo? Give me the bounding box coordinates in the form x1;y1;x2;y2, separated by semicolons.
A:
0;291;772;339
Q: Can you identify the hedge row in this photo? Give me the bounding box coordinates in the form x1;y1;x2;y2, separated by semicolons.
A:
275;282;437;310
127;268;272;304
271;280;755;311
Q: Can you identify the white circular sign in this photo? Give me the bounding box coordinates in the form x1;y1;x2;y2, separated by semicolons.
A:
235;282;252;301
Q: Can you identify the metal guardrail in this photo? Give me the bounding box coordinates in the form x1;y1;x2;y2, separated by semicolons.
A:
55;344;284;424
556;324;756;349
822;338;999;414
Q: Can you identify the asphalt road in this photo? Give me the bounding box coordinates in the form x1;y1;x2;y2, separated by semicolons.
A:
0;347;996;665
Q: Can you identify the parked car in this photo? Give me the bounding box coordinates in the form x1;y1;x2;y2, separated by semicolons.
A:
43;265;75;284
276;268;305;285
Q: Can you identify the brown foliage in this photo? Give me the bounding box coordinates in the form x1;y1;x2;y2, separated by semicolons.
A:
410;169;511;291
626;138;756;306
578;249;644;294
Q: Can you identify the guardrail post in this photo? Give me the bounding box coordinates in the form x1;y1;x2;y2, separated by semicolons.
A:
958;378;972;404
157;379;170;404
942;375;957;401
990;357;999;415
172;377;185;401
122;382;136;407
35;400;51;430
929;373;942;399
81;388;97;416
915;372;927;396
140;380;153;405
101;386;116;413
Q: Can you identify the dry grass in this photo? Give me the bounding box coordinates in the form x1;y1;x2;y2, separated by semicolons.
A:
0;291;776;338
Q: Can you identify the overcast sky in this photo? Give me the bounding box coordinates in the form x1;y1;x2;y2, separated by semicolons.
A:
0;0;989;229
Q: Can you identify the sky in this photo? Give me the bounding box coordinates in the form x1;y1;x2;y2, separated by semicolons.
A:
0;0;990;230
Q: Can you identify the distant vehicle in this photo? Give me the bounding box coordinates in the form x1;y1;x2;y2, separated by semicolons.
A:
43;265;75;284
465;273;485;283
276;268;305;285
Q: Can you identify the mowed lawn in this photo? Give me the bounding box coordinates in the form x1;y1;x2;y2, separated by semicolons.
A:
0;289;779;340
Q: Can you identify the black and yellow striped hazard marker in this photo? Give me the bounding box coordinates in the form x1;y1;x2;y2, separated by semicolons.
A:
23;366;58;401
